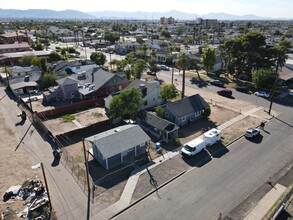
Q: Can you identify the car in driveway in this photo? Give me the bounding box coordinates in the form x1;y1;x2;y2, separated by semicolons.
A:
217;89;233;97
210;80;225;87
236;86;250;94
245;128;260;138
254;91;270;98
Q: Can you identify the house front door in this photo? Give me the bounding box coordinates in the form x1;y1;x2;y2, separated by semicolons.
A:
122;148;135;163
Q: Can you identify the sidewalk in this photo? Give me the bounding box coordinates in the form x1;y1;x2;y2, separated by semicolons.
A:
244;184;287;220
92;105;270;220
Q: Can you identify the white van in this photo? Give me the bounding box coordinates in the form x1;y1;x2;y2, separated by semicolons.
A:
181;137;206;157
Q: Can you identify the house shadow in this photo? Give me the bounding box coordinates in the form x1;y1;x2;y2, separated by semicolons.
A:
182;150;212;167
179;118;217;138
276;210;292;220
206;142;229;158
245;134;263;144
88;159;134;190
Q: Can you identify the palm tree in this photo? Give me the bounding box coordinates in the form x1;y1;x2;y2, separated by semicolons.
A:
176;53;192;99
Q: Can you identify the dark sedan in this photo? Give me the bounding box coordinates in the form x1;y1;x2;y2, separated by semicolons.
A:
210;80;225;87
235;86;250;94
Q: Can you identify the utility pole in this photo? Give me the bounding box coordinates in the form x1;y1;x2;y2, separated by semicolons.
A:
82;139;91;220
171;67;174;85
4;65;9;88
268;77;279;115
40;163;52;218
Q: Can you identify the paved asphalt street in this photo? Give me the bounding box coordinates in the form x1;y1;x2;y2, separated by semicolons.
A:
113;72;293;220
114;111;293;220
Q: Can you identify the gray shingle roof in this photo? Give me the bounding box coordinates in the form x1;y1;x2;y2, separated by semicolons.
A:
125;79;158;94
166;94;209;118
86;124;150;159
56;76;78;86
76;68;116;95
140;111;177;131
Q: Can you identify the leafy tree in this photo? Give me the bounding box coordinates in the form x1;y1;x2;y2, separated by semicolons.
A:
49;52;62;62
155;106;165;118
161;30;171;38
189;58;202;79
136;36;144;44
176;53;193;99
20;55;34;66
90;52;106;66
148;58;160;75
104;32;119;44
202;47;216;73
165;56;174;65
40;58;47;73
41;72;57;88
31;56;41;67
160;84;177;101
133;59;147;79
252;69;278;90
110;59;128;72
140;44;149;61
203;108;211;118
109;88;143;119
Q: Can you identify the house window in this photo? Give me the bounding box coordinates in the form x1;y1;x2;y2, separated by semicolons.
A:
182;117;186;122
144;100;147;106
165;112;169;117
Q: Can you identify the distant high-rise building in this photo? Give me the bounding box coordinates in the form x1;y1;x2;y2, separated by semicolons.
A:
160;17;175;25
196;18;218;27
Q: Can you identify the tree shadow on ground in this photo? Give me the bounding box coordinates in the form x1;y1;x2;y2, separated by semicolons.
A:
245;134;263;144
181;150;212;167
206;142;229;158
179;118;217;138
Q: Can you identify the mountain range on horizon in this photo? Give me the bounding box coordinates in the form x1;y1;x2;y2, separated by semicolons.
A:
0;8;291;20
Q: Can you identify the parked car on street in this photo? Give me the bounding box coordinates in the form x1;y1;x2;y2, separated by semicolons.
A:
147;71;156;76
245;128;260;138
235;86;250;94
210;80;225;87
160;65;170;71
254;91;270;98
217;89;232;97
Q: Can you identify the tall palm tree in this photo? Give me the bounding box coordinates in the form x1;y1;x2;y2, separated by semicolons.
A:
176;53;192;99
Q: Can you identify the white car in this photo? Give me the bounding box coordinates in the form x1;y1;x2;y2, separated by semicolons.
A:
254;91;270;98
245;128;260;138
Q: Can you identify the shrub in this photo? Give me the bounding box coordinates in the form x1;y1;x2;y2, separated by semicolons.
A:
173;138;181;147
203;108;211;118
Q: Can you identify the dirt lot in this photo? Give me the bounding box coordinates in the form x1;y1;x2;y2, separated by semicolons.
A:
0;106;43;219
43;107;108;136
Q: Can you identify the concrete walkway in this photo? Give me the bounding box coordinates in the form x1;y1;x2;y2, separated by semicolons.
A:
92;106;272;220
244;184;287;220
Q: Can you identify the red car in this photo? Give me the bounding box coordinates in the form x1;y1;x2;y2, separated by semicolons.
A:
217;89;232;97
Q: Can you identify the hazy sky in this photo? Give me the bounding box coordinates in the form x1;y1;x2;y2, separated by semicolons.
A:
1;0;291;18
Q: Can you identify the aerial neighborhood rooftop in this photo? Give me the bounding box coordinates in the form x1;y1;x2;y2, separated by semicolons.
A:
0;11;293;220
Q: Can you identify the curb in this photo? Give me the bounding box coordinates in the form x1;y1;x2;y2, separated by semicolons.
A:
110;170;186;219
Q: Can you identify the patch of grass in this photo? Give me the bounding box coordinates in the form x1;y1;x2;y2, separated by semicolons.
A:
61;114;75;122
92;112;103;118
75;155;84;164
